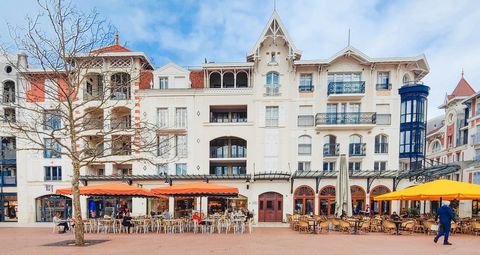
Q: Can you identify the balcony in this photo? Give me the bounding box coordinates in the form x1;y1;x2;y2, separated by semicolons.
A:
323;143;339;157
210;106;247;124
327;81;365;100
111;107;131;130
299;85;314;92
297;115;314;127
210;147;247;159
349;143;366;156
315;112;376;130
110;87;131;100
0;175;16;187
376;83;392;90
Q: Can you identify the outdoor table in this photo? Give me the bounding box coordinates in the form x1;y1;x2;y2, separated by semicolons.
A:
392;220;403;235
307;219;318;234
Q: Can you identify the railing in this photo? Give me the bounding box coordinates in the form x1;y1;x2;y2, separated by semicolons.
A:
323;143;339;157
376;83;392;90
0;176;16;186
299;85;314;92
265;85;280;96
210;147;247;158
376;114;391;125
374;143;389;153
211;168;247;176
210;112;247;123
297;115;314;127
316;112;376;125
327;81;365;95
2;92;15;103
111;116;131;129
349;143;366;156
110;87;131;100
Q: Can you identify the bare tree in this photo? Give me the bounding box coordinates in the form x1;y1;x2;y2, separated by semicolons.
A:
0;0;180;245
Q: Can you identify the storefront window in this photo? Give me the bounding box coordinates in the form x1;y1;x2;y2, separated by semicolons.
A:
319;186;335;216
473;200;480;217
87;196;132;218
294;186;315;215
147;197;168;216
35;195;71;222
174;198;195;218
1;193;18;222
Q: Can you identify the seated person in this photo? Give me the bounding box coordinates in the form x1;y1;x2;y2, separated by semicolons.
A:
390;211;400;221
53;212;69;233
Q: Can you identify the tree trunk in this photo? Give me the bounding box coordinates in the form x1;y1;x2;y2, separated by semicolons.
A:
72;160;85;246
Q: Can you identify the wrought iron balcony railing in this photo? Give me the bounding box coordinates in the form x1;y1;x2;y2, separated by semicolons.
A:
323;143;339;157
316;112;376;125
299;85;314;92
210;147;247;158
327;81;365;95
349;143;366;156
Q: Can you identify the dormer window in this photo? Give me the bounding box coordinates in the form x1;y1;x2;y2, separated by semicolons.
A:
159;77;168;89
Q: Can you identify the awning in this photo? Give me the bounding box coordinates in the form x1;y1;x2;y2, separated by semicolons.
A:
56;183;158;197
151;182;238;197
374;179;480;201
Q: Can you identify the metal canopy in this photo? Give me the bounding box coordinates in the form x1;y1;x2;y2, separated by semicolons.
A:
80;174;251;183
253;171;291;181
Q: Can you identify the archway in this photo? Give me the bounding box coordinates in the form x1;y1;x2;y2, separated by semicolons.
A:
294;185;314;215
351;185;366;214
319;186;336;216
370;185;391;215
258;192;283;222
35;194;72;222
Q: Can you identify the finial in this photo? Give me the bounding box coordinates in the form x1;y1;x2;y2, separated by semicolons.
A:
115;33;119;45
348;28;351;46
273;0;276;12
461;68;464;78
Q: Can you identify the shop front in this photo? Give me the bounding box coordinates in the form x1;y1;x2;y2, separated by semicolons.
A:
87;196;132;218
1;193;17;222
207;195;248;214
147;197;169;216
174;197;196;218
35;194;71;222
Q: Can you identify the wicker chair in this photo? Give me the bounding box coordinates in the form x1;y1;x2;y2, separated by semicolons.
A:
359;219;370;233
297;220;309;234
402;220;415;235
319;220;330;233
382;220;396;234
471;222;480;236
339;220;352;233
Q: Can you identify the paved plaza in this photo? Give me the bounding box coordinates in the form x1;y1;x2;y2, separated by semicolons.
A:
0;227;479;255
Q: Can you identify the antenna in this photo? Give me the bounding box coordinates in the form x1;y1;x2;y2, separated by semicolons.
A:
348;28;351;46
273;0;277;12
461;68;464;78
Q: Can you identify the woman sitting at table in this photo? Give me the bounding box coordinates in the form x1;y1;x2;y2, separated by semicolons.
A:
122;210;133;234
192;211;203;224
53;212;69;233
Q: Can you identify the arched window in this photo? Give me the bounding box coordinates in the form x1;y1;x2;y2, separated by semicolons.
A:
209;72;221;88
84;73;104;100
236;72;248;88
298;135;312;155
111;72;131;99
351;185;366;214
403;74;410;85
431;140;442;153
319;186;336;216
2;80;15;103
294;186;314;215
35;195;72;222
375;134;388;154
266;72;279;96
370;186;391;215
323;135;338;156
349;134;364;156
223;72;234;88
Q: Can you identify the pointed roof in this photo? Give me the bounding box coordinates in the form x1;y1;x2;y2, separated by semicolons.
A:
247;10;301;61
447;76;476;100
90;33;132;54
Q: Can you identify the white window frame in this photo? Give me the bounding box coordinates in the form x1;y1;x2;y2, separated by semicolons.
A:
175;107;187;128
157;108;168;128
265;106;279;127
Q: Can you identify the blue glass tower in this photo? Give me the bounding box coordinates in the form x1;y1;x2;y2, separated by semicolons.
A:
399;83;430;171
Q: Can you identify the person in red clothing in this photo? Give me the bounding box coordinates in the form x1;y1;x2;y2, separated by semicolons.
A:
192;211;202;224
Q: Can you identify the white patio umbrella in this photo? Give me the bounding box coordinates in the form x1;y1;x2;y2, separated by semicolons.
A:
335;154;352;217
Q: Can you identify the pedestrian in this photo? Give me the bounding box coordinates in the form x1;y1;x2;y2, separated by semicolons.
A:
434;201;455;245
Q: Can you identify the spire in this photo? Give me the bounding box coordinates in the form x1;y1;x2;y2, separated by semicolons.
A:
273;0;276;12
348;28;351;46
115;33;119;46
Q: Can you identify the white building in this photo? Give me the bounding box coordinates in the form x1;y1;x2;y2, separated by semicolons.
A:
3;11;452;225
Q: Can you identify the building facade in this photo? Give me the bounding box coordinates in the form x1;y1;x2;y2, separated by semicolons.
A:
4;11;442;225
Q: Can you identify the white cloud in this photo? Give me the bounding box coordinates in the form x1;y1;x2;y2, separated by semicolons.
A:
1;0;479;117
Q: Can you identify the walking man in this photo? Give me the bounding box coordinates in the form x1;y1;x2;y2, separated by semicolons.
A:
434;201;455;245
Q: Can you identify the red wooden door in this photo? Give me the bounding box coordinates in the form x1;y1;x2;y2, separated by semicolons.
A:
258;192;283;222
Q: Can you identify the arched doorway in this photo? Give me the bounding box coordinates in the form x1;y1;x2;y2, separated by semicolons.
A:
370;186;391;215
35;195;72;222
258;192;283;222
319;186;336;216
294;186;315;215
351;185;366;214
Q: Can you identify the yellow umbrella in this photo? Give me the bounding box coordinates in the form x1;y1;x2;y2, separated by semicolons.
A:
374;180;480;201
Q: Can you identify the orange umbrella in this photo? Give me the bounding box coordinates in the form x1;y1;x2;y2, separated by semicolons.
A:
151;182;238;197
56;183;159;197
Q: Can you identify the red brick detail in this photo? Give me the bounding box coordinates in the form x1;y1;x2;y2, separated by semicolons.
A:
26;74;45;102
134;110;140;113
57;77;70;101
139;71;153;89
135;103;140;107
134;117;141;121
190;70;204;89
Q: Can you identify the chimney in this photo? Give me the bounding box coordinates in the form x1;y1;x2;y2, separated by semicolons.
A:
17;52;28;69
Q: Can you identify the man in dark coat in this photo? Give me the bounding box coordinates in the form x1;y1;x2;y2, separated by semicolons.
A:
434;201;456;245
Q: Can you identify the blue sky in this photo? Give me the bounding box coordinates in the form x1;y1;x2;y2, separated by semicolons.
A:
1;0;479;117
